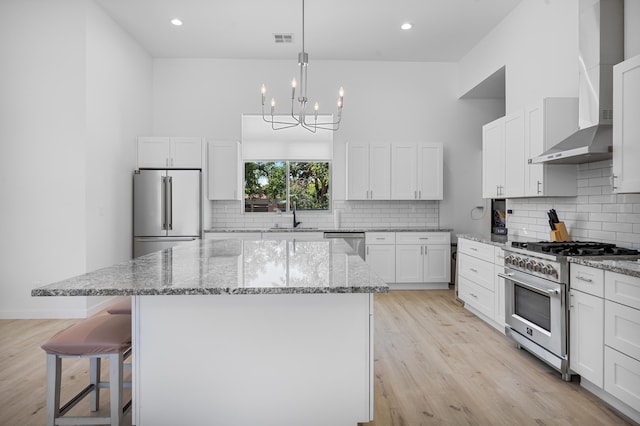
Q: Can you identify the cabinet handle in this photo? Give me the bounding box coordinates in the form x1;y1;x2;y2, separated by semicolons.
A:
575;275;593;283
612;175;618;190
569;293;574;309
470;247;478;251
470;293;478;299
424;245;427;255
470;268;478;273
419;237;430;240
537;180;542;195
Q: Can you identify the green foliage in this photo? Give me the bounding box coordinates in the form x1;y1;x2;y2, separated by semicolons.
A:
244;161;329;212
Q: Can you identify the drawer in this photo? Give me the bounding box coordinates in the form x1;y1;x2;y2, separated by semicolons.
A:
570;264;604;297
457;238;494;263
457;253;495;291
395;232;450;245
605;300;640;362
365;232;396;245
605;271;640;310
604;346;640;411
458;275;494;319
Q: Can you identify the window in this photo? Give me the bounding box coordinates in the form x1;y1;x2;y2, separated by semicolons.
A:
244;161;330;213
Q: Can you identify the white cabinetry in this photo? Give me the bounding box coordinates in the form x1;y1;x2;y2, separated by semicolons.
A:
456;237;505;333
395;232;450;289
613;55;640;193
569;263;605;387
391;143;443;200
524;98;578;197
208;141;240;200
138;137;203;169
262;232;324;240
346;142;390;200
569;265;640;423
503;111;525;198
365;232;396;283
482;118;505;198
482;98;579;199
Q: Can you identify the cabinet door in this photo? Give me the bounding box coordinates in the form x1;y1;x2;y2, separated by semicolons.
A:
423;244;450;283
503;111;525;198
369;144;391;200
172;137;202;168
417;143;443;200
613;54;640;193
208;141;239;200
482;118;505;198
395;245;423;283
366;244;395;283
525;103;545;196
570;290;604;387
390;143;417;200
347;143;371;200
138;137;171;168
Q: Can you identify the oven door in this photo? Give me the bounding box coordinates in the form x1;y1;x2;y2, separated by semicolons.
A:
501;268;566;358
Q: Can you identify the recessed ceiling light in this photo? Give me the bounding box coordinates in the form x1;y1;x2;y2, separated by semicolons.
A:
171;18;183;26
401;22;413;30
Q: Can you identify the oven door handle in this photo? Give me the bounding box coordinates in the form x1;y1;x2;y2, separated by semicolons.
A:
498;272;560;296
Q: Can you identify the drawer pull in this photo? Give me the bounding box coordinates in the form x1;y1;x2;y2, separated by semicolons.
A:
575;276;593;283
470;247;478;251
470;268;478;273
470;293;478;298
419;237;430;240
375;238;386;240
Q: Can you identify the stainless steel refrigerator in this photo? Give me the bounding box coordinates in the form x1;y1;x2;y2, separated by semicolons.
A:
133;169;201;257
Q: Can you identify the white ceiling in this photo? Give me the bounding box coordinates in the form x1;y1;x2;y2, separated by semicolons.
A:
95;0;522;62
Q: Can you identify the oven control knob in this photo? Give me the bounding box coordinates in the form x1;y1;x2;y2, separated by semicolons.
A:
518;258;526;267
504;255;512;265
543;265;556;275
534;262;544;272
525;260;533;270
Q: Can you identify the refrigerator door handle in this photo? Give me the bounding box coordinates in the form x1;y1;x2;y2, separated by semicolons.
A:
166;176;173;230
161;176;167;230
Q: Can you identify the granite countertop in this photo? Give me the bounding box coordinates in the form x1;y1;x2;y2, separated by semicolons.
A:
32;239;389;297
568;257;640;278
206;227;453;233
456;233;542;248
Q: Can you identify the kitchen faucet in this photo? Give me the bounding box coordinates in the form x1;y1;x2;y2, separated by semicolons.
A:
292;202;302;228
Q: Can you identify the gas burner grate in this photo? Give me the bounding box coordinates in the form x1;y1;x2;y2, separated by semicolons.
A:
510;241;638;256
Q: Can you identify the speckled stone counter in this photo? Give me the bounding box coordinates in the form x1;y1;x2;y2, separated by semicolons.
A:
456;233;508;247
32;238;388;297
206;227;453;233
569;257;640;278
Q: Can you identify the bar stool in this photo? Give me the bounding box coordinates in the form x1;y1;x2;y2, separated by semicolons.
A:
41;314;132;426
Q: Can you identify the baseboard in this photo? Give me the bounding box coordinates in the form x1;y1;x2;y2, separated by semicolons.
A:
0;296;121;319
463;304;506;335
389;282;450;290
580;378;640;424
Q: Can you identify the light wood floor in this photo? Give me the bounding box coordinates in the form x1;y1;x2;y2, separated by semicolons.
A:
0;290;634;425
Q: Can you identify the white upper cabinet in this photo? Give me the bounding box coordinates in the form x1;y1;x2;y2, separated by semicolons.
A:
138;137;203;169
346;142;391;200
482;98;579;199
503;110;525;198
524;98;578;197
208;141;240;200
613;55;640;193
482;117;506;198
391;142;443;200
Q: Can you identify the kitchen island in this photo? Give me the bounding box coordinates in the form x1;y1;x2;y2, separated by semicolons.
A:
33;238;388;426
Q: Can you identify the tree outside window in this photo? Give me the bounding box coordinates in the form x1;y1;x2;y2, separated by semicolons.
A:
244;161;329;213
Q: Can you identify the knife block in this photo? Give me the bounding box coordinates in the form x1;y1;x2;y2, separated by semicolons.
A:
550;222;570;242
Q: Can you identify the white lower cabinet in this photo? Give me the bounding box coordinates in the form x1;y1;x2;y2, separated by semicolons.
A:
205;232;262;240
456;237;504;333
394;232;450;289
365;232;396;283
569;265;640;423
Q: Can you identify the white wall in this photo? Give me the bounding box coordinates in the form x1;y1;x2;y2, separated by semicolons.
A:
458;0;579;114
0;0;152;318
153;59;502;234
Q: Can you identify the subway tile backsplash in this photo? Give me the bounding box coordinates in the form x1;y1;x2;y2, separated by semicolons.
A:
506;160;640;248
209;200;440;230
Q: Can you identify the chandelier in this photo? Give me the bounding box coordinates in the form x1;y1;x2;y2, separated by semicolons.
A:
260;0;344;132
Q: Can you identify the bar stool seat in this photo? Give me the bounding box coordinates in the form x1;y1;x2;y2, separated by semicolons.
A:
106;298;131;315
42;314;132;426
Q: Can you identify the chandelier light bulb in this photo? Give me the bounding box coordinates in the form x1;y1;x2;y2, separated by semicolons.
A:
261;84;267;95
292;79;297;88
271;98;276;107
339;87;344;97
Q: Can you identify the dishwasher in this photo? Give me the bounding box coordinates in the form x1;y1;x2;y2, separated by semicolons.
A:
323;232;365;260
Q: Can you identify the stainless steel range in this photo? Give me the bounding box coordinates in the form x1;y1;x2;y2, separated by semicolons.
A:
500;241;638;381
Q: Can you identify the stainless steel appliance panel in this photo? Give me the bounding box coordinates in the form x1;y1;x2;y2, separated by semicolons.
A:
134;170;166;237
167;170;201;237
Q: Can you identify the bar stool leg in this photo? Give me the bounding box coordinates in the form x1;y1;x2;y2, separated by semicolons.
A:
109;352;123;426
89;357;101;411
45;354;61;426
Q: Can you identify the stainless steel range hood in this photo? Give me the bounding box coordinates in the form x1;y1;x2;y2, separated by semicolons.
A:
530;0;623;165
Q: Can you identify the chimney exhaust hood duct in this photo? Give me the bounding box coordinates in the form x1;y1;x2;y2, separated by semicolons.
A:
530;0;623;165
